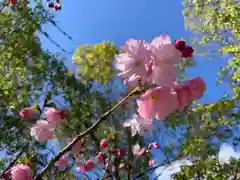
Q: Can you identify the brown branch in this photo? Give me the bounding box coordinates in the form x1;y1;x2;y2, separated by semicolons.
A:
33;87;144;180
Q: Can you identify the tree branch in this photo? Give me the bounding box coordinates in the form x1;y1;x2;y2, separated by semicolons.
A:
33;87;144;180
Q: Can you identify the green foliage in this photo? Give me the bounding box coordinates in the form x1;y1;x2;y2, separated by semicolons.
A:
73;41;118;84
169;0;240;179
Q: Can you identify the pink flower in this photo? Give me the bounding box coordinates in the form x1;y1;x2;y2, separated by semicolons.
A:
71;139;84;154
96;152;104;164
174;77;206;109
186;77;206;100
45;108;65;124
149;35;182;64
100;139;108;149
151;64;177;87
11;164;32;180
137;86;179;120
124;74;141;88
149;160;155;168
152;142;159;149
19;108;40;121
133;144;146;156
120;39;150;61
146;35;182;86
55;155;68;169
76;162;86;173
123;114;152;136
116;39;152;88
174;82;192;110
115;53;148;85
30;120;54;142
84;160;95;172
148;142;159;149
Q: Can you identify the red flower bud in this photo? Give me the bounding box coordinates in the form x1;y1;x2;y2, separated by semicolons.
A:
174;40;186;52
100;139;108;149
182;46;194;58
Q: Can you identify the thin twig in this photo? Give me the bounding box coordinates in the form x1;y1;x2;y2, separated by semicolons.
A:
34;87;144;180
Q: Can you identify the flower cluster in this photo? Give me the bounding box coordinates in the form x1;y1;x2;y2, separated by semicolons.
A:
116;35;205;133
47;0;61;11
20;107;65;142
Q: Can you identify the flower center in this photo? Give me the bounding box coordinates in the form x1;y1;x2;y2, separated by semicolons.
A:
135;60;142;67
150;96;158;101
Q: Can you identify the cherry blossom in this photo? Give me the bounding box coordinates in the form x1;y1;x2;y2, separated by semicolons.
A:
137;86;179;120
11;164;32;180
123;114;152;136
19;108;40;121
55;155;68;169
45;108;65;124
30;120;54;142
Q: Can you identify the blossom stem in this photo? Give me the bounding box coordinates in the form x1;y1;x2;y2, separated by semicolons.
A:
33;87;144;180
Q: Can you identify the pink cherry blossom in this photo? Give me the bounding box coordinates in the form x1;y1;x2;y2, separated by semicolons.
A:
45;108;65;124
116;39;153;88
174;82;192;110
55;155;68;169
120;39;150;62
149;35;182;64
146;35;182;86
124;74;141;88
115;53;148;84
19;108;40;121
11;164;32;180
71;139;84;154
150;34;172;49
100;139;108;149
96;152;104;164
133;144;146;156
84;160;95;172
152;142;159;149
30;120;54;142
76;162;86;173
186;77;206;100
151;64;177;87
123;114;152;136
137;86;179;120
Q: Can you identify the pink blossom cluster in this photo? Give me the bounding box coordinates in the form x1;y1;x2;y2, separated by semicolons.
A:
116;35;206;132
20;107;65;142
